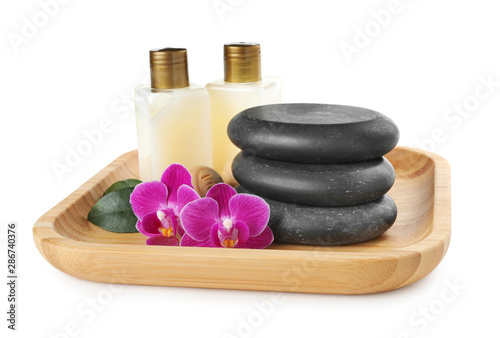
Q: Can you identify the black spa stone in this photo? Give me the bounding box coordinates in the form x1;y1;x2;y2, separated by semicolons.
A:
237;186;397;246
232;152;396;207
228;103;399;164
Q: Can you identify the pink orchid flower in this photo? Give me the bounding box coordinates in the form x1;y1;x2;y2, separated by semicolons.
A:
130;164;200;246
180;183;274;249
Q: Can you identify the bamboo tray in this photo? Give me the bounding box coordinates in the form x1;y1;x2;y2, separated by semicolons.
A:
33;146;451;295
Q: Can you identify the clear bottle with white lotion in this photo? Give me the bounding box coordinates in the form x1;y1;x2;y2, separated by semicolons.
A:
206;42;281;173
135;48;212;181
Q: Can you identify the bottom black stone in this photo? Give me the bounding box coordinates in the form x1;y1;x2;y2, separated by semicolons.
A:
237;186;397;246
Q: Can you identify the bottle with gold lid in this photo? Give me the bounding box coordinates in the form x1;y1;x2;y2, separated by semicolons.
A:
206;42;281;174
135;48;212;181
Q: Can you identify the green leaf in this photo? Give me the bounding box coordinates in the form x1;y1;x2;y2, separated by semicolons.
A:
88;187;139;233
103;179;142;196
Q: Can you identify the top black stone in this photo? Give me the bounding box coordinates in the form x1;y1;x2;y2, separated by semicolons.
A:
247;104;378;124
228;103;400;164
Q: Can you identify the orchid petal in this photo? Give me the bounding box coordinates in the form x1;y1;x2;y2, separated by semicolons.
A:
175;216;185;237
238;227;274;249
229;194;270;237
146;235;179;246
175;185;200;214
210;224;222;247
130;181;168;220
206;183;237;220
177;227;185;237
140;213;162;235
136;219;158;237
161;164;193;208
180;234;216;247
180;198;220;241
233;220;250;245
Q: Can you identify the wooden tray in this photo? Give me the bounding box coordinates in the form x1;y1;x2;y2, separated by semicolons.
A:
33;146;451;295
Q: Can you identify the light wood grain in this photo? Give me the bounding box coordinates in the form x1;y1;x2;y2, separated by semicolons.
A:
33;146;451;294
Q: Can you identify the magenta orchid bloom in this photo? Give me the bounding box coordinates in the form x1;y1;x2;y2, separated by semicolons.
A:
180;183;274;249
130;164;200;246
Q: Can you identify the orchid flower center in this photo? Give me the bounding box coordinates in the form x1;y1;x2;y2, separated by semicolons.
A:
157;210;166;221
219;219;239;248
157;210;175;238
223;219;233;231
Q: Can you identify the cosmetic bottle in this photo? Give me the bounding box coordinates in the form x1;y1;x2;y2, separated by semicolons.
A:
206;42;281;173
135;48;212;181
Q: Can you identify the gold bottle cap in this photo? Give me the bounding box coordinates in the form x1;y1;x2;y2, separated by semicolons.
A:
150;48;189;89
224;42;261;83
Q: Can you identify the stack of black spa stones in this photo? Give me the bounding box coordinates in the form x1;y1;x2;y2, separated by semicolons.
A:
227;103;400;245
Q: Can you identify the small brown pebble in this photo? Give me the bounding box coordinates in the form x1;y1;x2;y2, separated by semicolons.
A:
189;166;224;197
222;160;239;187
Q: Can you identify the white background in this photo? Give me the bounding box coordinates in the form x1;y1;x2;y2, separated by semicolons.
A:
1;0;499;337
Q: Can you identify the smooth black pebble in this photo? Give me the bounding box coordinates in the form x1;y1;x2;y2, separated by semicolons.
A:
228;103;399;164
232;152;396;207
238;185;397;246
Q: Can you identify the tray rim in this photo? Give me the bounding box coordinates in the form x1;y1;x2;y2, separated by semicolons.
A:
33;146;451;294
